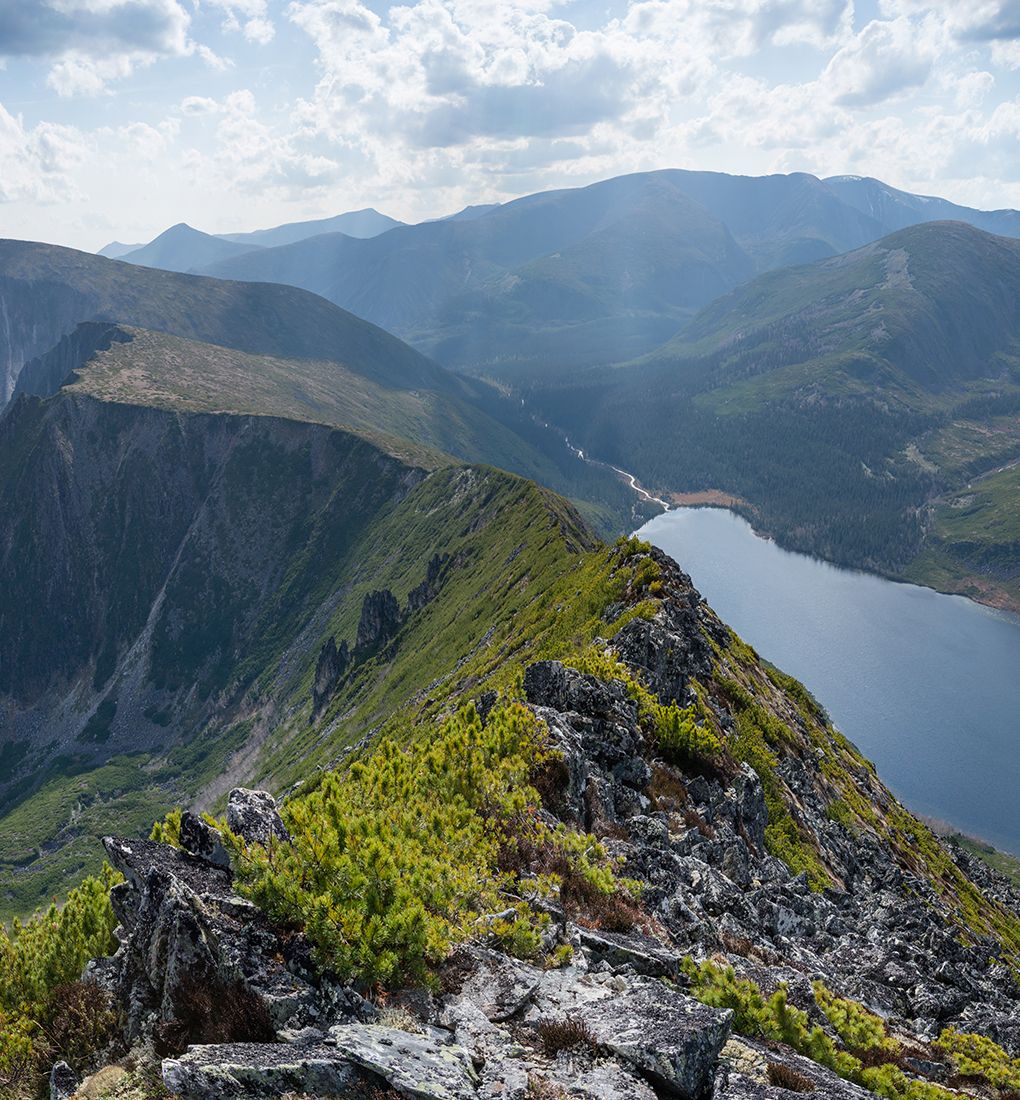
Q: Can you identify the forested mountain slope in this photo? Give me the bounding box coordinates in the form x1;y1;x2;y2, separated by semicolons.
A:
523;222;1020;602
0;241;632;528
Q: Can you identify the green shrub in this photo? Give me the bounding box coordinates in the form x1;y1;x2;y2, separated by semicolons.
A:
935;1029;1020;1089
222;701;633;988
813;982;898;1056
653;701;722;768
0;866;120;1090
684;959;962;1100
150;807;182;846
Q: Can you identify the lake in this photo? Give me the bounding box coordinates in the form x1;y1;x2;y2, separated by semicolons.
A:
636;506;1020;856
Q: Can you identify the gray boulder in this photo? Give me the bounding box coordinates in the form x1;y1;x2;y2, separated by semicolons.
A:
449;944;541;1021
101;834;320;1041
178;810;230;869
226;788;290;847
716;1037;876;1100
576;926;684;977
585;981;732;1099
162;1042;370;1099
328;1023;479;1099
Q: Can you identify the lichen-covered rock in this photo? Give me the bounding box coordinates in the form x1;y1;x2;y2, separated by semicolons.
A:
178;810;230;869
226;788;291;847
447;944;540;1022
328;1024;479;1099
609;550;713;702
162;1042;371;1099
49;1060;79;1100
101;833;324;1042
576;926;684;977
564;1060;659;1100
584;981;732;1099
716;1038;876;1100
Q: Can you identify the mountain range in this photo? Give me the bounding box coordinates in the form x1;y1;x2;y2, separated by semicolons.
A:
4;170;1020;1100
117;169;1020;379
18;167;1020;610
102;207;402;269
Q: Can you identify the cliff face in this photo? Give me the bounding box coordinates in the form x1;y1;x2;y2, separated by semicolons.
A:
0;274;96;402
0;389;435;914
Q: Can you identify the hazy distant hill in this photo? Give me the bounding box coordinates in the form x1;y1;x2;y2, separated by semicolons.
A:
199;169;1020;377
825;176;1020;239
202;172;773;371
643;220;1020;403
218;207;402;248
97;240;143;259
117;223;261;273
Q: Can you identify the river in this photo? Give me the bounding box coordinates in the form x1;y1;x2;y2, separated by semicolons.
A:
636;506;1020;856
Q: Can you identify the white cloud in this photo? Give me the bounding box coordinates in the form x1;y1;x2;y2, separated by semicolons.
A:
0;0;195;95
823;17;940;106
205;0;276;43
0;105;88;203
181;95;220;115
7;0;1020;249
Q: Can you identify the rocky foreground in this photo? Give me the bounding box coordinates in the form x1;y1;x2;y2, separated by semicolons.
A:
54;550;1020;1100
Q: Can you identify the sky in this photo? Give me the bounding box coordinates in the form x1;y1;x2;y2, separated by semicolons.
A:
3;0;1020;251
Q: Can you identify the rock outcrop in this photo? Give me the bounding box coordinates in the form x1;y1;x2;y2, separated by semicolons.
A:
356;588;404;655
312;635;350;712
69;548;1020;1100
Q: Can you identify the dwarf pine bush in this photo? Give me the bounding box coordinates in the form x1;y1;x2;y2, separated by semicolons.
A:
935;1029;1020;1089
684;959;967;1100
222;701;632;988
0;866;119;1090
813;981;899;1056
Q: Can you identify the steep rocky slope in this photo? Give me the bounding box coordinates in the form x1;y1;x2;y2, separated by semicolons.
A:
0;333;628;914
23;540;1020;1100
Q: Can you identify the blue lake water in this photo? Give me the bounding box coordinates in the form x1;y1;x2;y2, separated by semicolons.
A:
636;506;1020;856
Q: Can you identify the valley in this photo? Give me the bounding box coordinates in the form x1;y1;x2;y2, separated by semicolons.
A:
3;166;1020;1100
105;171;1020;612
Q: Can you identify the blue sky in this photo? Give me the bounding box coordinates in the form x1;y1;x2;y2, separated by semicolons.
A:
2;0;1020;250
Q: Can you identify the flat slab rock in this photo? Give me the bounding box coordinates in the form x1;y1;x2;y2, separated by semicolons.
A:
576;926;684;976
329;1023;480;1100
584;981;732;1100
162;1042;370;1099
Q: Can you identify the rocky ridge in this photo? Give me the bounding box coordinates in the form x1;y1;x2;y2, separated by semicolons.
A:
59;547;1020;1100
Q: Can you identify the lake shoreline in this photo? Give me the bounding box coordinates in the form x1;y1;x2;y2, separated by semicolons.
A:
637;505;1020;857
644;493;1020;618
